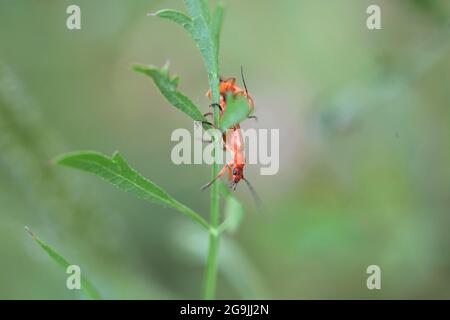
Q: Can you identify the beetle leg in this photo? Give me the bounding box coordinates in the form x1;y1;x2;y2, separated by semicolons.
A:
201;163;231;190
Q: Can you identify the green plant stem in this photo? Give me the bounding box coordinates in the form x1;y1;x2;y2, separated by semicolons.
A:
203;73;221;299
203;147;220;300
204;227;219;299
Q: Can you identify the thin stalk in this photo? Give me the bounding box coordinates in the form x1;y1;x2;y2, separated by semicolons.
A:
203;227;219;299
203;72;221;299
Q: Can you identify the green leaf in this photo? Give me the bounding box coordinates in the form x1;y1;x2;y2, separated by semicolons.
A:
132;64;205;122
151;1;224;112
152;9;193;33
183;0;220;103
54;151;210;230
25;227;101;300
211;3;225;58
184;0;211;24
154;1;218;89
219;94;251;131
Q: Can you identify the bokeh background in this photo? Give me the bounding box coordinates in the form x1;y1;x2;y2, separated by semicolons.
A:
1;0;449;299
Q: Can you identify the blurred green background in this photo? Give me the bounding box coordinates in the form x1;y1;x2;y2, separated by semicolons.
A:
1;0;449;299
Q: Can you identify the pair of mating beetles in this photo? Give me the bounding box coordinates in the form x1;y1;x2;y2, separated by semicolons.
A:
201;67;259;203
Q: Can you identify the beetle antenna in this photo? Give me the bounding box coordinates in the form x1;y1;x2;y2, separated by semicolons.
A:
242;177;262;210
240;65;249;96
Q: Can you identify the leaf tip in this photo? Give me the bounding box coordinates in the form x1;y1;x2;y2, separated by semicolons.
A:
132;63;162;77
131;63;146;73
50;155;62;165
24;226;35;239
161;61;171;76
111;150;122;162
111;150;120;157
51;152;77;166
149;9;166;18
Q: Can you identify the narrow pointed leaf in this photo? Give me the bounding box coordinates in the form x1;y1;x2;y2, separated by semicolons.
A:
54;151;210;230
211;3;225;58
153;9;193;33
152;1;223;105
25;227;101;300
220;94;251;131
183;0;220;103
133;64;205;122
